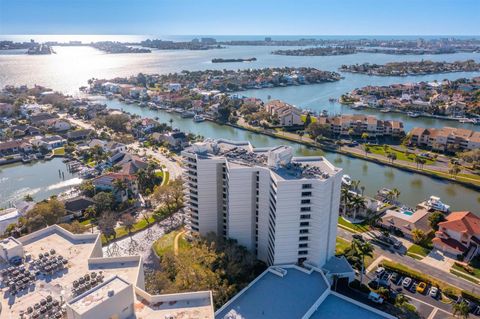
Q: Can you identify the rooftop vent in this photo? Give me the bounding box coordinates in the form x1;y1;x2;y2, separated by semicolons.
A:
108;290;115;297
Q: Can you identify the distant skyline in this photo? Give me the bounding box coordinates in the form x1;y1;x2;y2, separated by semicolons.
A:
0;0;479;36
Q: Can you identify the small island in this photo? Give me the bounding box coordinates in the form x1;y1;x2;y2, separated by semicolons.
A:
211;57;257;63
272;46;356;56
91;41;151;54
339;60;480;76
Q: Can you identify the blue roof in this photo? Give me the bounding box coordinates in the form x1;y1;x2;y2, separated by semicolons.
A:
216;267;329;319
310;294;389;319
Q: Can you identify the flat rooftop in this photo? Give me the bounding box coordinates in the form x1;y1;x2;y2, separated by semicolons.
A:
69;276;131;315
0;226;214;319
310;294;389;319
215;266;329;319
135;293;214;319
184;139;340;180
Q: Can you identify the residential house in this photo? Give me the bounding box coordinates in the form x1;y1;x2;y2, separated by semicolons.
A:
92;173;139;203
151;131;188;149
63;196;95;219
29;112;58;126
433;211;480;260
9;125;41;138
30;135;66;151
67;129;93;141
105;141;127;154
379;207;431;240
0;103;14;116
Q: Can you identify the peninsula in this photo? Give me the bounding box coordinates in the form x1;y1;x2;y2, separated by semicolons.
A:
272;46;356;56
91;41;151;54
339;60;480;76
211;57;256;63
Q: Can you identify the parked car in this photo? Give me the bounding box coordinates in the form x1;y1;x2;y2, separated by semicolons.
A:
9;256;22;266
368;292;384;304
429;286;438;298
402;277;412;287
390;272;399;283
416;282;427;294
375;267;385;276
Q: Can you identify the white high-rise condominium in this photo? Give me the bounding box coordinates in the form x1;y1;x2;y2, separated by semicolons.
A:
182;139;342;267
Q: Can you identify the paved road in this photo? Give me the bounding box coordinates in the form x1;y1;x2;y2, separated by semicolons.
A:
337;227;480;294
128;142;184;180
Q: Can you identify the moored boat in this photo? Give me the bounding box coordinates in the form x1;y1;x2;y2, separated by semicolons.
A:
341;174;352;186
193;115;205;122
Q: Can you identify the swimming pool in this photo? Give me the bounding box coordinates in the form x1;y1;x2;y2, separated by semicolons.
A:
401;210;414;216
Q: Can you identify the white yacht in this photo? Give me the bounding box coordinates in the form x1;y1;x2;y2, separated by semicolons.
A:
193;114;205;122
426;196;450;213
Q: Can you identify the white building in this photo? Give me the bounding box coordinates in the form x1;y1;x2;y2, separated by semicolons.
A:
182;139;342;267
0;225;215;319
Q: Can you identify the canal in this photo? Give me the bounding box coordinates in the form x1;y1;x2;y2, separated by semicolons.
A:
0;158;81;208
98;97;480;212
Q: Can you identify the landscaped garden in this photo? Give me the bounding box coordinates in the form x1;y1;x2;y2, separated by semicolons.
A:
406;244;431;260
338;217;370;233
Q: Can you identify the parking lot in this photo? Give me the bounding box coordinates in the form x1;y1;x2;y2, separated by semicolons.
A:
368;267;480;318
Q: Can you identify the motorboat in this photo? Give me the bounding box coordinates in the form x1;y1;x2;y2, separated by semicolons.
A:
193;115;205;122
407;112;420;118
426;196;450;213
181;110;195;118
380;108;391;113
342;174;352;186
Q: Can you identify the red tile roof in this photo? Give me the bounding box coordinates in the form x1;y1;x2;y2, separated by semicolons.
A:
438;211;480;236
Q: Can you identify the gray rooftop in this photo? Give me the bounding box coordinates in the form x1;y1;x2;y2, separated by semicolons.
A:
322;256;355;275
310;294;389;319
215;267;329;319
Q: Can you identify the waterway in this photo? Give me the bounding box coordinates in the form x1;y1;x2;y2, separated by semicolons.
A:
97;97;480;212
0;158;80;208
1;36;479;211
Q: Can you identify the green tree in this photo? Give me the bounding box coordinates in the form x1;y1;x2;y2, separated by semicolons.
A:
93;192;114;214
361;132;369;143
452;301;470;319
411;228;427;245
428;212;446;231
350;195;366;220
305;122;330;140
121;213;136;238
344;239;374;283
98;211;117;243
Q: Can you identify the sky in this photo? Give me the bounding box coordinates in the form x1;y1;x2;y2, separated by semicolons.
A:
0;0;479;36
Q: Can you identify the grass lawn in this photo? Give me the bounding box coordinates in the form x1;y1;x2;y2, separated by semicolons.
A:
338;217;370;233
369;145;435;165
450;268;479;284
457;173;480;181
300;114;317;123
156;170;170;186
102;215;156;245
52;147;65;156
406;244;431;259
336;237;351;255
153;229;189;256
452;263;480;280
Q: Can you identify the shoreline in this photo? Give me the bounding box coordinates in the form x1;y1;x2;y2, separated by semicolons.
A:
205;118;480;191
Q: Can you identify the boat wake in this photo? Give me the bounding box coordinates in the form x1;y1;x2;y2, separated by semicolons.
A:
46;177;83;190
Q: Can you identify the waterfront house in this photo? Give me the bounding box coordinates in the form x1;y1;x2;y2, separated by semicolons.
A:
105;141;127;154
165;83;182;92
444;101;466;117
433;211;480;260
30;135;66;151
9;125;41;138
0;140;22;155
45;119;72;132
379;206;431;240
29;112;58;126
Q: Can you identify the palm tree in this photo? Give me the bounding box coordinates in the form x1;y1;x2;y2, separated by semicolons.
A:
168;118;174;129
352;239;374;284
84;206;97;233
341;188;353;215
113;178;128;199
350;195;366;220
452;301;470;319
411;228;426;245
394;293;409;308
387;152;397;164
360;186;365;196
449;164;461;179
351;180;361;193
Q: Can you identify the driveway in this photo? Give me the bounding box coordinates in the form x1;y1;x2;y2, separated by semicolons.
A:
423;249;456;271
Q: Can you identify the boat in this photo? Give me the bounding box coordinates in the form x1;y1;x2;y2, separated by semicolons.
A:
352;102;366;110
459;118;475;123
181;111;195;118
319;110;328;117
426;196;450;213
328;98;337;103
407;112;420;118
193;115;205;122
380;108;391;113
341;174;352;186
